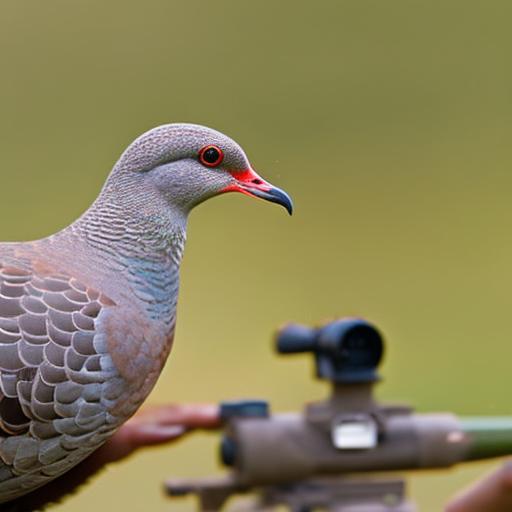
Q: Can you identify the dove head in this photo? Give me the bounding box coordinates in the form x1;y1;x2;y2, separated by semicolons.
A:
112;123;293;216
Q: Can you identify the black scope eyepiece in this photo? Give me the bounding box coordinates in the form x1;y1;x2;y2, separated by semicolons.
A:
275;318;384;383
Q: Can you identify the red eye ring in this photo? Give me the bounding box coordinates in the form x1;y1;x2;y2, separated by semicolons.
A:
198;145;224;167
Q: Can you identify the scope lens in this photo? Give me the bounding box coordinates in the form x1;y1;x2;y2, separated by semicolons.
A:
339;326;382;367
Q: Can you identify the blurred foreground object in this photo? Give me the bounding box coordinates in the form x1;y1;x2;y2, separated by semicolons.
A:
166;318;512;511
446;461;512;512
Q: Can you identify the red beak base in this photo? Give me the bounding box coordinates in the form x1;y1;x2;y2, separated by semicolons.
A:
223;168;293;215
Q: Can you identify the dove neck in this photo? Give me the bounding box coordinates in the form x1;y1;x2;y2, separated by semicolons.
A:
70;172;188;265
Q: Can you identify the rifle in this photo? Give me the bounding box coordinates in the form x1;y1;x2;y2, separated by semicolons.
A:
166;318;512;511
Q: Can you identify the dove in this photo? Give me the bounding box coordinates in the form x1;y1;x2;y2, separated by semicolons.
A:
0;123;292;503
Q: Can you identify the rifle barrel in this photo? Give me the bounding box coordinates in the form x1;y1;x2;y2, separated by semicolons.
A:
461;417;512;461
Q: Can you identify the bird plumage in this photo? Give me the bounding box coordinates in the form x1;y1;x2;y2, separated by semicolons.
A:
0;123;291;503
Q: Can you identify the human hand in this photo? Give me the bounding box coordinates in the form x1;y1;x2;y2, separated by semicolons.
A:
93;402;221;464
446;461;512;512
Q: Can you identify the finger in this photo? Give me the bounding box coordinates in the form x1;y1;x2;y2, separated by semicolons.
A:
130;403;221;429
119;423;187;447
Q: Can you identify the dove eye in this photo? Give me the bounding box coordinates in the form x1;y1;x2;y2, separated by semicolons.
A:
198;145;224;167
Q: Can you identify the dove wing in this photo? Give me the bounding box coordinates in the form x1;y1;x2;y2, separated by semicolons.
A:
0;261;120;502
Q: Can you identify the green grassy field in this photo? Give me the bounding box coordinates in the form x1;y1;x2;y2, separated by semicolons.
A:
0;1;511;510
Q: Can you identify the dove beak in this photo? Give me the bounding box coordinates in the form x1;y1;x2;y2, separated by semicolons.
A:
223;168;293;215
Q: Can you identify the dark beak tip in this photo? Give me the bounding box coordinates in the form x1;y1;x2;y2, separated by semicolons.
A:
267;186;293;216
243;184;293;216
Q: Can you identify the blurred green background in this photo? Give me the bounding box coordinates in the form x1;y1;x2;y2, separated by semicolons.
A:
0;1;511;509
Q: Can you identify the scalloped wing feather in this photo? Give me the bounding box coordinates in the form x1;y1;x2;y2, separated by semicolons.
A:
0;262;122;503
